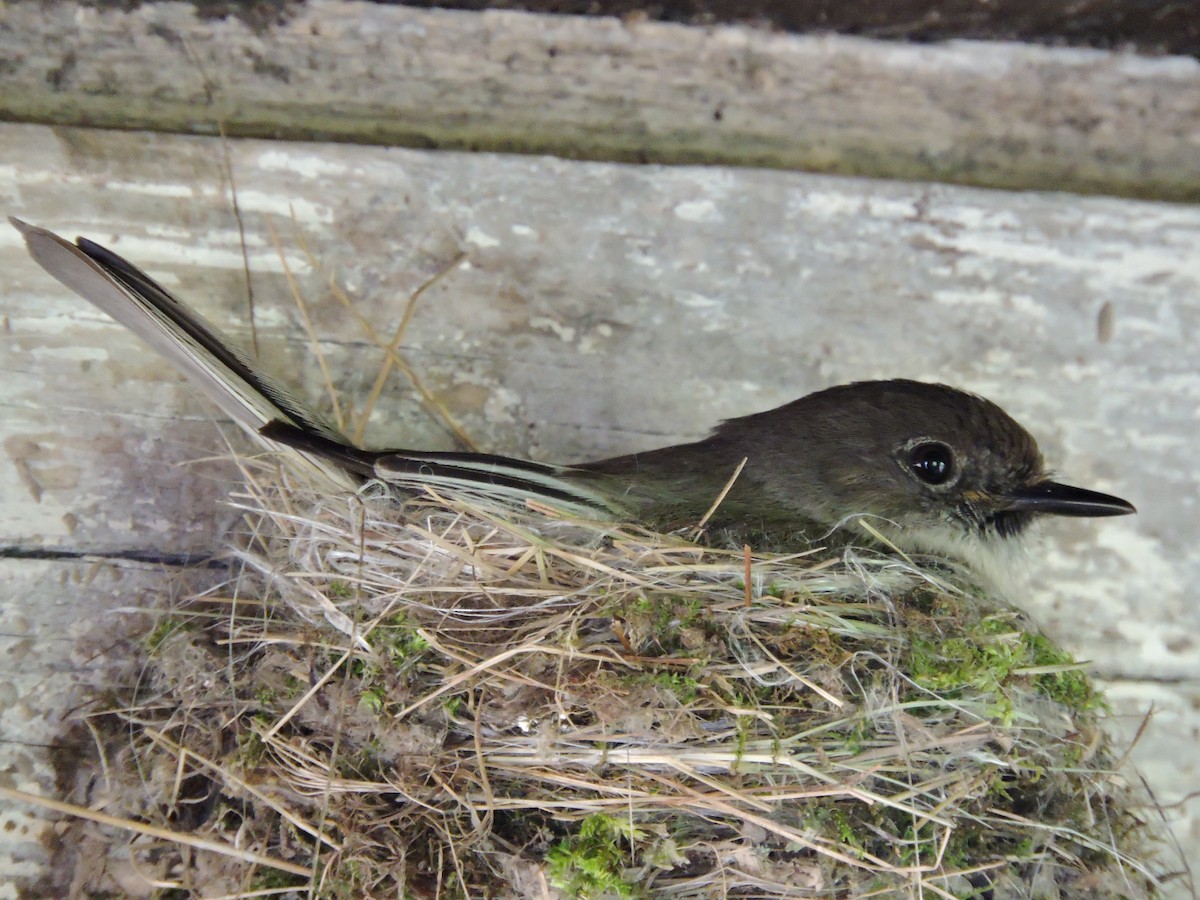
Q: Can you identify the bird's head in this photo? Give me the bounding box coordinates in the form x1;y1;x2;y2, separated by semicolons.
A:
727;380;1135;558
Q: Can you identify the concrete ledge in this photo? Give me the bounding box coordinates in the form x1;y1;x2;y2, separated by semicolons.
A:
0;1;1198;199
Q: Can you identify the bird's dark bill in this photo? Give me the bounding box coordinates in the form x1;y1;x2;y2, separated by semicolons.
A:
1002;481;1136;517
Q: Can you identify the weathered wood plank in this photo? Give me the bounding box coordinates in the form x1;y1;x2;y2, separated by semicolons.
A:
1;122;1198;887
0;2;1197;199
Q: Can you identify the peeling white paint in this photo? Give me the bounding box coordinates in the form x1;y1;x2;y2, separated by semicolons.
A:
932;288;1006;307
1007;294;1046;318
105;180;198;198
951;230;1200;294
1094;524;1184;600
673;199;718;222
28;345;110;363
64;234;311;275
789;191;914;220
223;190;332;224
529;316;576;343
255;149;350;177
465;226;501;248
675;291;722;309
484;387;520;425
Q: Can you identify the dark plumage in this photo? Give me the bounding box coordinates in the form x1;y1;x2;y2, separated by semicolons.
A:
14;218;1135;577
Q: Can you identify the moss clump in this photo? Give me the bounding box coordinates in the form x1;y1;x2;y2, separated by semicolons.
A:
144;616;189;654
547;814;642;898
907;612;1102;722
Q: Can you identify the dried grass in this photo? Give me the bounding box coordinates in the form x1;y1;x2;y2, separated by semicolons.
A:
48;446;1177;899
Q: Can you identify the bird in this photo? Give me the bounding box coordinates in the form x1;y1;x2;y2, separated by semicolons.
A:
11;218;1134;582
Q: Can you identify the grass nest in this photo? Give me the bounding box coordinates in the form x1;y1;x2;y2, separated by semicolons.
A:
49;448;1175;899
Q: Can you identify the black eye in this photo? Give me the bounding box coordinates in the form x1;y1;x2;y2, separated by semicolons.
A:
908;442;955;486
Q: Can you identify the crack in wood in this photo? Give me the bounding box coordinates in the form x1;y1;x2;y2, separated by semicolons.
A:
0;545;223;568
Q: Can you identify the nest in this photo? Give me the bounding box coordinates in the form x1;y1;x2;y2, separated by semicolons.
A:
48;448;1174;899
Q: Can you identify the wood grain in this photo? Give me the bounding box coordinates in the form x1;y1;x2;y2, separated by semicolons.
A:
0;2;1198;199
2;122;1197;890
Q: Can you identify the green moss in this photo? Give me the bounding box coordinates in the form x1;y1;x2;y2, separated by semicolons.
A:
546;814;643;899
360;684;387;714
906;615;1100;718
731;714;752;769
356;613;430;674
613;593;714;656
327;579;354;599
144;617;188;654
803;805;866;852
776;617;849;667
642;671;701;705
842;715;870;755
378;615;430;667
329;614;435;718
1019;632;1103;711
236;728;267;767
640;595;676;633
797;778;1089;892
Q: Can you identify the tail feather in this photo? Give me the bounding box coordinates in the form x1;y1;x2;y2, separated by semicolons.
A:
12;217;353;487
13;218;620;517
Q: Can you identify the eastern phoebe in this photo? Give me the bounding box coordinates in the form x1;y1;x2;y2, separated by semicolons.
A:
12;218;1134;579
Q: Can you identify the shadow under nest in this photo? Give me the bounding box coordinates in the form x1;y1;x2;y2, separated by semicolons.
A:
52;450;1172;899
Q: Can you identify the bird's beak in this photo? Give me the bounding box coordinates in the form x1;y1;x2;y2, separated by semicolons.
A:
1001;481;1136;517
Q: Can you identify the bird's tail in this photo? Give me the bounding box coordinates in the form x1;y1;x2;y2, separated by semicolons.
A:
11;218;624;517
11;217;354;486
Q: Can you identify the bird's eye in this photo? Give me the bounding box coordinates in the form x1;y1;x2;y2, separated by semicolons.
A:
907;442;955;486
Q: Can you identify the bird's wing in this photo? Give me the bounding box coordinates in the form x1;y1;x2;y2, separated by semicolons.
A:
11;217;354;487
259;419;627;517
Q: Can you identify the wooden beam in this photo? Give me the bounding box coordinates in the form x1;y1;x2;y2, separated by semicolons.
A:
0;2;1197;199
